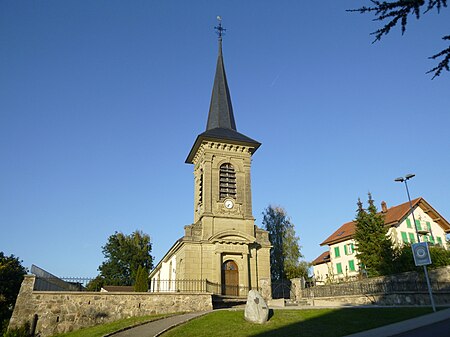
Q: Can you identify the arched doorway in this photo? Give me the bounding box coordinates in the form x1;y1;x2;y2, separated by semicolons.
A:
222;260;239;296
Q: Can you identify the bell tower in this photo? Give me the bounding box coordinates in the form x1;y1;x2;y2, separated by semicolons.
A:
185;20;261;241
150;19;271;298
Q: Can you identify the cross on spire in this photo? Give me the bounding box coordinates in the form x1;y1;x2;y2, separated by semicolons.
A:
214;16;226;40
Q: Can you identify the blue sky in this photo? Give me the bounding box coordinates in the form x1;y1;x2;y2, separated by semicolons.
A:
1;1;449;278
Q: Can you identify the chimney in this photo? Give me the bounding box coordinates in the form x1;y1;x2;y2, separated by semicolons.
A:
381;201;388;213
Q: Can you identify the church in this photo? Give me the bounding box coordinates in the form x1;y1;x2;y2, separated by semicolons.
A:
149;24;271;297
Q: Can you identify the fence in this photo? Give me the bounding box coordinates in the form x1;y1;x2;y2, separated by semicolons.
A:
33;275;257;297
149;279;258;297
302;280;450;298
271;279;293;299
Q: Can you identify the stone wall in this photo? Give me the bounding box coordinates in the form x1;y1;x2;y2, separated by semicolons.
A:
297;266;450;307
9;275;213;337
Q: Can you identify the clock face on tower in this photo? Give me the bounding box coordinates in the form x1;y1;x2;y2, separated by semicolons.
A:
224;199;234;209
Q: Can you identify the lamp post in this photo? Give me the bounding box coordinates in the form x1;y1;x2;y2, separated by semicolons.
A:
395;174;436;312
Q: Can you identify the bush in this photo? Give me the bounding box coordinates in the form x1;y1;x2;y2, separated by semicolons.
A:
392;244;450;273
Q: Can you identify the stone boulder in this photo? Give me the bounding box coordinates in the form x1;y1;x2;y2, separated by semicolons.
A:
244;290;269;324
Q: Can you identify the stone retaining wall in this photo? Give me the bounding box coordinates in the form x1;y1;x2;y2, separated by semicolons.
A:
296;266;450;306
9;275;213;337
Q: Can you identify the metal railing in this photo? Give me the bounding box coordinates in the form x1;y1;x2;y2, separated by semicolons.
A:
303;280;450;298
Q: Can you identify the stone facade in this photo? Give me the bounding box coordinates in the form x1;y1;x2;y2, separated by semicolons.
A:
149;38;272;297
9;275;213;337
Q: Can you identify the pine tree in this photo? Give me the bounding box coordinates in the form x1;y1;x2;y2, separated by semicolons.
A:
134;265;149;292
354;193;395;277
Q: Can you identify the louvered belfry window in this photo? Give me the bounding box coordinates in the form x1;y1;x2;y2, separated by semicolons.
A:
219;163;236;199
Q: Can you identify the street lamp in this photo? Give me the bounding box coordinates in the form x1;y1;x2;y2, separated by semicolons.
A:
395;173;436;312
395;174;420;242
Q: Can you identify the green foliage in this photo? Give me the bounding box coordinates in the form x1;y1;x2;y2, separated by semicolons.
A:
392;244;450;273
2;322;30;337
85;275;105;292
95;230;153;287
349;1;449;78
0;252;27;334
354;194;395;277
262;206;306;281
134;265;149;292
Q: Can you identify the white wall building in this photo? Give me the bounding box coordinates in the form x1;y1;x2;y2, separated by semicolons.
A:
313;198;450;283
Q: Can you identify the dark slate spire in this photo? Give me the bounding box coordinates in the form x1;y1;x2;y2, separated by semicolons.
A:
206;37;236;131
186;19;261;164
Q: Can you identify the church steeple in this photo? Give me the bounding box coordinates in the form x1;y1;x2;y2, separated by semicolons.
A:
206;39;236;131
186;20;260;164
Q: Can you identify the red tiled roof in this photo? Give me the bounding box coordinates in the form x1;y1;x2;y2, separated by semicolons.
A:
311;251;331;266
320;198;422;246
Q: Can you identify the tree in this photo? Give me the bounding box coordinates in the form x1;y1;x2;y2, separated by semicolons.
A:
0;252;27;333
354;194;396;277
134;265;149;292
349;1;449;78
96;230;153;286
262;206;307;281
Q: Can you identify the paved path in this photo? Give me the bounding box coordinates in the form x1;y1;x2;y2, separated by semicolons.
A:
344;307;450;337
109;312;209;337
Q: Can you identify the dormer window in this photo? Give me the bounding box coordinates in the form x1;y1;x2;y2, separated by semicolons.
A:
219;163;236;199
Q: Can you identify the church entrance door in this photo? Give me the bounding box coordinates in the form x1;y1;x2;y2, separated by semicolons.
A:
222;260;239;296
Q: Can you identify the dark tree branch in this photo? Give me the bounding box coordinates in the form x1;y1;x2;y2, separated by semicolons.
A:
348;0;449;78
427;35;450;78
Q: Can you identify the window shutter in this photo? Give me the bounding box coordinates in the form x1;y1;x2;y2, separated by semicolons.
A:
349;260;355;272
336;263;343;274
408;233;416;244
344;245;348;255
401;232;408;243
406;218;412;228
426;222;431;231
415;219;422;231
334;247;340;258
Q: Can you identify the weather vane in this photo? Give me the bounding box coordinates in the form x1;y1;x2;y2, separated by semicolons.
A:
214;16;226;40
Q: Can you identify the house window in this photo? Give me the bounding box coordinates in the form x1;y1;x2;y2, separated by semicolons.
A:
334;246;340;258
219;163;236;199
336;263;343;274
349;260;356;272
415;220;422;231
408;232;416;243
344;243;354;255
406;218;412;228
401;232;408;244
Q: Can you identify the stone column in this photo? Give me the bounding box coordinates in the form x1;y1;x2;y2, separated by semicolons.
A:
290;278;304;302
242;252;250;291
259;277;272;302
215;251;222;287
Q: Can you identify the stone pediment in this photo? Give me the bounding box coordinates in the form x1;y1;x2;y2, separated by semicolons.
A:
209;230;256;244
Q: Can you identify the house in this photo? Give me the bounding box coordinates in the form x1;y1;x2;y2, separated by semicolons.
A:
148;27;271;297
313;198;450;284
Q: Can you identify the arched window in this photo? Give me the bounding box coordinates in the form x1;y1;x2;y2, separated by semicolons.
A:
219;163;236;199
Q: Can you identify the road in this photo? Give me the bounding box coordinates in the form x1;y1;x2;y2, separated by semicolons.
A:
392;318;450;337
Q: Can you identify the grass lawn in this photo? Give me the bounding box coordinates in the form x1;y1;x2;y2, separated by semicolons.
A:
51;313;176;337
162;308;433;337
